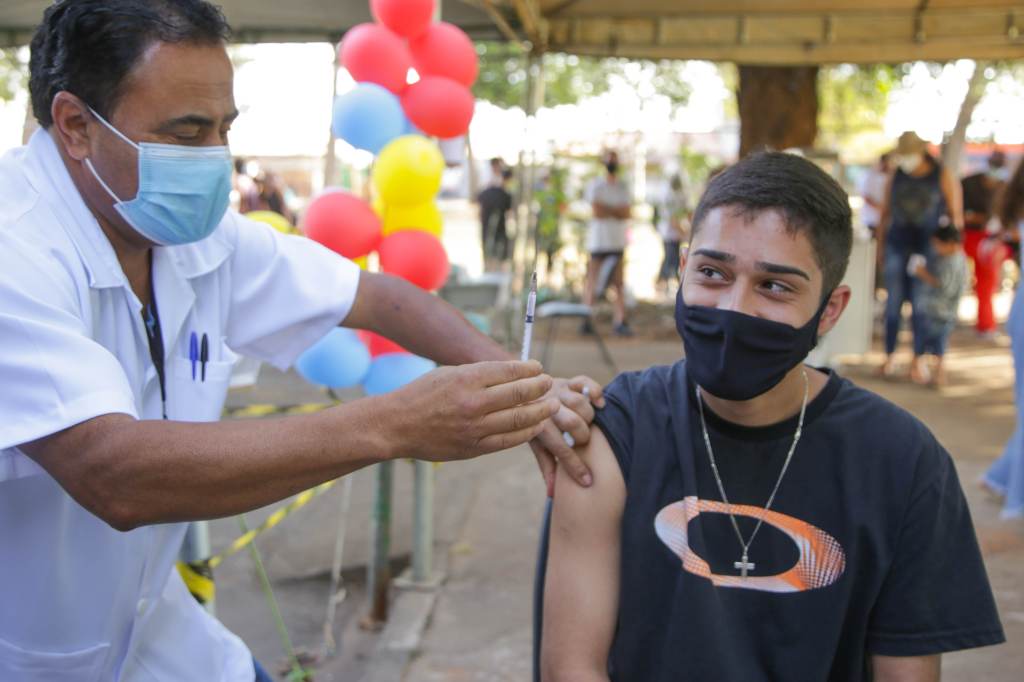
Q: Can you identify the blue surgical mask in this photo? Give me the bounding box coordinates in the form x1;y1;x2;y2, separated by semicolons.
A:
84;107;232;246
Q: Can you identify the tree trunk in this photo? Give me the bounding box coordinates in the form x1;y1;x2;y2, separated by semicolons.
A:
737;65;819;158
942;61;989;176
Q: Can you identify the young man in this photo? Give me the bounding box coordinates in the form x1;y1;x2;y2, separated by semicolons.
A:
542;153;1004;682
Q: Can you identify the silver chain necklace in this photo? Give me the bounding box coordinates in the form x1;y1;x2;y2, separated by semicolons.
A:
695;369;809;579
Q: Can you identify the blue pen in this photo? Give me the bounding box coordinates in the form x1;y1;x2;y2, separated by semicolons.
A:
189;332;199;381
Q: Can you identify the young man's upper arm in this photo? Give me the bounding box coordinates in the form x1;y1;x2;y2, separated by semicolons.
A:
541;428;626;682
871;654;940;682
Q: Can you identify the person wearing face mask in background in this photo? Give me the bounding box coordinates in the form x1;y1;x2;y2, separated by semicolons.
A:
541;153;1002;682
877;131;964;383
583;150;634;337
0;2;605;680
961;150;1009;338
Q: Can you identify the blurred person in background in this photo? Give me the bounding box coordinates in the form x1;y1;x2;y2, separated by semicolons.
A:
654;173;690;299
478;167;514;271
877;131;963;382
962;150;1008;338
982;157;1024;518
859;152;891;236
909;226;968;387
583;150;633;336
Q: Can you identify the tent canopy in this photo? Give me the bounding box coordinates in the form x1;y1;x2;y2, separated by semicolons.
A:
2;0;1023;63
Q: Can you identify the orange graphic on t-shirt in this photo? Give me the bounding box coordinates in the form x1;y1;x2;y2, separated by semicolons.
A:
654;497;846;593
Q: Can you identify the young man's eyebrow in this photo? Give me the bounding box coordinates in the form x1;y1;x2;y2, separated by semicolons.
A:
755;261;811;281
692;248;735;262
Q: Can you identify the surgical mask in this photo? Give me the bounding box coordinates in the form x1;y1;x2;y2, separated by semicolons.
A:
84;107;232;246
897;154;923;174
675;287;829;401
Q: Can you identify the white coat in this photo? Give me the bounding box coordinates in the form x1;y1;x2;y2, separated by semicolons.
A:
0;130;360;681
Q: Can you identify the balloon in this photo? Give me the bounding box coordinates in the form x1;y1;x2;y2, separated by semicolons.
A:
352;255;369;270
245;210;293;234
379;201;443;237
357;330;408;357
363;353;436;396
409;23;479;88
295;328;372;389
332;83;407;154
370;0;434;39
303;191;382;259
401;76;475;139
338;23;411;94
379;230;450;291
372;135;444;206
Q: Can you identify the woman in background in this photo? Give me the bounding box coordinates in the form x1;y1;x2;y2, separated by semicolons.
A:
982;158;1024;517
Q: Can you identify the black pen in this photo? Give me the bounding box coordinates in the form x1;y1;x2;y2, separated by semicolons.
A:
200;333;209;382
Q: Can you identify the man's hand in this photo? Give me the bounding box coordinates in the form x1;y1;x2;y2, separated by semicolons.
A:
380;360;560;462
529;375;606;496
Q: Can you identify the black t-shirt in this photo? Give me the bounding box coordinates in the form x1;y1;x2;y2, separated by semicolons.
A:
594;361;1004;682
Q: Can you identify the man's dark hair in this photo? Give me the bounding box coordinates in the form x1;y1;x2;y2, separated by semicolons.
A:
29;0;231;128
692;152;853;295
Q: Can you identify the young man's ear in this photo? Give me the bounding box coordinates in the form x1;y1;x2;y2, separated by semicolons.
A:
817;285;852;337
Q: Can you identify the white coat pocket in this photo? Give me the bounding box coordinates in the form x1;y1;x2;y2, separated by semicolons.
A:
0;636;110;681
169;354;235;423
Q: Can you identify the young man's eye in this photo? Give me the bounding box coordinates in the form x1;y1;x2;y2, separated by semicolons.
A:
762;280;794;295
697;266;725;280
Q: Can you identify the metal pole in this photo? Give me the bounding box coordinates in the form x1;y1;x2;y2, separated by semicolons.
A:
412;460;435;583
323;37;341;190
362;460;393;628
181;521;213;614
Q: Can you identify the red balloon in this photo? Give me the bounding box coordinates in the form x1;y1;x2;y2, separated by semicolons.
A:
303;191;382;259
379;230;450;291
401;76;475;139
339;24;411;94
371;0;435;39
409;23;479;88
357;330;408;357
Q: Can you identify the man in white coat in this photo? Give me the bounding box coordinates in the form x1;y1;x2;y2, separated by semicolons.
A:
0;1;602;680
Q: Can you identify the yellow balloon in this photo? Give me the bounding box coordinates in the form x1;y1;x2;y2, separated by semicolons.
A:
352;255;369;270
372;135;444;207
245;210;293;234
380;201;443;237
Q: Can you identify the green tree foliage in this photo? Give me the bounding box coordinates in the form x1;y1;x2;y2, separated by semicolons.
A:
473;42;690;111
817;64;905;150
0;48;27;102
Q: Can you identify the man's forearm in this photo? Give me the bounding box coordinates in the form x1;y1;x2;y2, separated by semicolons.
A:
346;272;510;366
25;401;392;531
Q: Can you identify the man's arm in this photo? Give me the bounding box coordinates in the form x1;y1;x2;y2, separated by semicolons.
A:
541;429;625;682
343;271;605;490
941;168;964;231
21;361;557;531
871;654;940;682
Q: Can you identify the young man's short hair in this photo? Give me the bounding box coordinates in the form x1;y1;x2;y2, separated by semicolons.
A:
691;152;854;295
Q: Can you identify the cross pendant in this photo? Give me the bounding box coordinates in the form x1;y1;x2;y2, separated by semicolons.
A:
734;554;755;579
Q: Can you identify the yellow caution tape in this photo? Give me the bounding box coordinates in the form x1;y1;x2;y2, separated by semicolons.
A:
177;560;215;604
206;479;338;569
223;402;335;419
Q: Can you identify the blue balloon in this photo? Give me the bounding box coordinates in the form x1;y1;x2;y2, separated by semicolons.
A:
332;83;407;154
295;328;371;389
362;353;437;396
